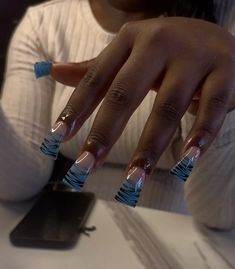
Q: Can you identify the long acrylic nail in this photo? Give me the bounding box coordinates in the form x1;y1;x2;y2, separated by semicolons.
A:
40;121;67;160
170;146;200;181
63;151;95;192
115;167;145;207
34;61;52;79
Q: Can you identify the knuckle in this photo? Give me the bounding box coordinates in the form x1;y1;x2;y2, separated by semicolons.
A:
119;21;135;34
118;22;136;44
88;128;110;148
105;82;131;107
201;126;215;136
154;23;168;39
140;24;166;47
81;63;104;88
207;93;229;111
195;125;215;139
155;102;181;122
149;22;175;44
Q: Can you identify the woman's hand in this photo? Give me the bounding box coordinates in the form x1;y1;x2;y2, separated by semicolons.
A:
38;17;235;206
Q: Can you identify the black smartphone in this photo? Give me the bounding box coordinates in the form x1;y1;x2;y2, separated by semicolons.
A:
9;190;96;249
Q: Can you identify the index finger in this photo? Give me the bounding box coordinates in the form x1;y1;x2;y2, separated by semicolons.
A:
40;30;132;160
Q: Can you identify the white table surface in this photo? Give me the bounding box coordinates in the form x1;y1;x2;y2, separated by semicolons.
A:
0;198;235;269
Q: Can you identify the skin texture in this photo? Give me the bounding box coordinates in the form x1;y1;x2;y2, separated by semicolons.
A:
106;0;157;11
49;5;235;175
89;0;164;32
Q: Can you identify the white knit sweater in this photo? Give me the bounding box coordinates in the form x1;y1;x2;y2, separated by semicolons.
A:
1;0;235;229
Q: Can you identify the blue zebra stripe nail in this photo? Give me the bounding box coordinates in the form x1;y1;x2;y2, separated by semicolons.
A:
115;179;143;207
34;61;52;79
170;156;194;181
63;164;90;192
62;151;95;192
115;167;145;208
40;133;63;160
170;146;200;182
40;121;66;160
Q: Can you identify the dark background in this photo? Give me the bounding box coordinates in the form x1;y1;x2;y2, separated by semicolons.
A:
0;0;45;88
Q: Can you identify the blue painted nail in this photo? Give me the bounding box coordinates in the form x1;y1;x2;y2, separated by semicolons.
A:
40;121;66;160
170;146;200;181
115;167;145;208
63;152;95;192
34;61;52;79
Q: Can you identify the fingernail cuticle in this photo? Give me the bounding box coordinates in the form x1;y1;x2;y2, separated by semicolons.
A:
115;167;145;207
170;146;200;182
34;61;52;79
40;121;67;160
63;151;95;192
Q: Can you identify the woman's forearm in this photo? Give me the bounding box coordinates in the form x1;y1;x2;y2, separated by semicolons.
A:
0;8;55;201
0;105;54;201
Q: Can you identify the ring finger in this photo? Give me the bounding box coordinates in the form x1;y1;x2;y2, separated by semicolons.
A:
115;62;206;206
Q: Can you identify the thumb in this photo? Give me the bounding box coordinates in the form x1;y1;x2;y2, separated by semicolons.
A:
51;59;95;87
34;59;94;87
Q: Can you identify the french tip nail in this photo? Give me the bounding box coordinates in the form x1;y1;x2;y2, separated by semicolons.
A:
114;195;136;208
40;145;58;160
40;122;66;159
115;167;145;207
34;61;52;79
62;178;82;192
62;152;95;192
62;163;90;192
115;179;142;207
40;131;64;159
170;146;200;182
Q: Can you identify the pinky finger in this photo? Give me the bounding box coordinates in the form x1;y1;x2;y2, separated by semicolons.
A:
171;69;234;181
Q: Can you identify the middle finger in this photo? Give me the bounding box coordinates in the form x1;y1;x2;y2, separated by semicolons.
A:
62;47;165;191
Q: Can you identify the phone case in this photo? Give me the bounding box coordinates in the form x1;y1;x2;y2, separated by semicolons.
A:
9;190;96;249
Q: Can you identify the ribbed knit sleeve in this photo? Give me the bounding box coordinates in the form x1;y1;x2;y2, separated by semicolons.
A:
0;8;54;201
1;0;235;227
181;111;235;230
181;6;235;230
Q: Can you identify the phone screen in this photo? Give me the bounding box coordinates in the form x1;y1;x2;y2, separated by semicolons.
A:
10;190;95;249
